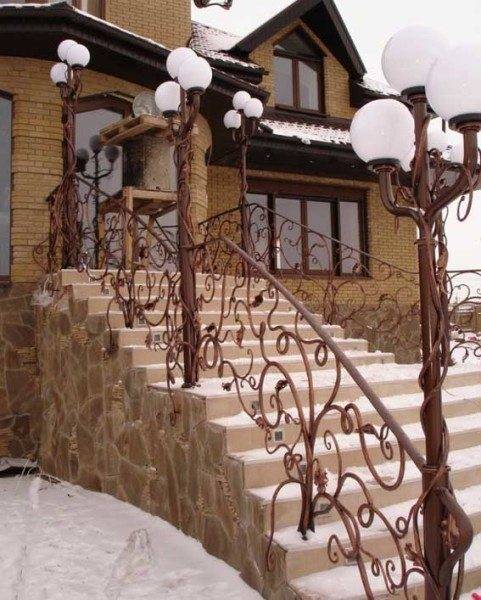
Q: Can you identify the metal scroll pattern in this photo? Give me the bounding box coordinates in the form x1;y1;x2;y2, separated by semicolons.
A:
199;202;421;363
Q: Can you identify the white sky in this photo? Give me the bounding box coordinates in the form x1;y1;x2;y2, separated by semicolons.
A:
192;0;481;270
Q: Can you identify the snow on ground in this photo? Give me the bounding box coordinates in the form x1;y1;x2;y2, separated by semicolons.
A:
0;475;260;600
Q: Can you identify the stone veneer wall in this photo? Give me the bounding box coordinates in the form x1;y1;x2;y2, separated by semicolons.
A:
0;283;39;458
37;296;297;600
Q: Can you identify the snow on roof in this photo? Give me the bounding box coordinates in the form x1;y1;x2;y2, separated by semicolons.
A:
361;75;399;97
262;118;351;147
190;21;261;71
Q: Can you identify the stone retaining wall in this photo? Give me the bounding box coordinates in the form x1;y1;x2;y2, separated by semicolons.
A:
37;297;296;600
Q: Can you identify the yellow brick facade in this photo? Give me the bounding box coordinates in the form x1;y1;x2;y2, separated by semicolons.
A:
105;0;191;49
251;19;355;119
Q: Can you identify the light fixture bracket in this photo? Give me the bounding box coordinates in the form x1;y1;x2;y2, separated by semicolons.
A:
193;0;233;8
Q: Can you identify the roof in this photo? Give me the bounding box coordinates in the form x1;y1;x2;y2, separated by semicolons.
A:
233;0;366;78
190;21;261;72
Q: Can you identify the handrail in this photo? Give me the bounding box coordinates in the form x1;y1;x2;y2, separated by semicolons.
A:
201;202;419;277
220;235;426;471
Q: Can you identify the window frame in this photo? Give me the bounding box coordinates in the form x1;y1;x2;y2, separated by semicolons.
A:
247;179;369;278
273;29;326;116
0;90;12;285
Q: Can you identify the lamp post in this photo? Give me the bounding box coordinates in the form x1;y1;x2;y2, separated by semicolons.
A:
76;136;120;266
155;47;213;388
350;26;481;599
224;92;264;257
50;39;90;268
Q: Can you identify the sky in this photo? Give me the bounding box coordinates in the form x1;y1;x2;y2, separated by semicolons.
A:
192;0;481;272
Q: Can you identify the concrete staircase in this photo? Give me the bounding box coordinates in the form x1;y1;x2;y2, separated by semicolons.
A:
57;269;481;599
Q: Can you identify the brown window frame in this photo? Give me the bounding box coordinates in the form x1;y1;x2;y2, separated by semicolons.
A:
0;90;12;285
247;179;369;277
273;29;326;116
76;94;131;117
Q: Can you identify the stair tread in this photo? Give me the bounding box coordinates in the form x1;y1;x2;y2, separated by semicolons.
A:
231;412;481;464
212;384;481;430
290;531;481;599
137;348;392;369
248;443;481;504
275;482;481;552
149;362;481;396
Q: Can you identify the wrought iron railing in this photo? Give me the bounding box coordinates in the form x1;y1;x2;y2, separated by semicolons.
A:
200;202;421;363
192;232;472;599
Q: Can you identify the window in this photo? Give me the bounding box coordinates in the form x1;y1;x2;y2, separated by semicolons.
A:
274;29;325;113
0;93;12;280
246;181;367;276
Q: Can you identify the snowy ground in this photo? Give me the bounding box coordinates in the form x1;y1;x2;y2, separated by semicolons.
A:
0;475;260;600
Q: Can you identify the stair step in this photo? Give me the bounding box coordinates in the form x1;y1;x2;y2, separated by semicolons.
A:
234;412;481;489
290;530;481;599
247;444;481;535
132;348;392;379
122;336;367;364
111;323;345;347
214;385;481;453
184;364;481;420
277;483;481;580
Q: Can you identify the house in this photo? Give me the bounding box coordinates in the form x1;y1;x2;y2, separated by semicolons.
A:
4;2;477;599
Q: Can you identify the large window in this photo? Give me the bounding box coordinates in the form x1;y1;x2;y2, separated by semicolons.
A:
247;181;367;276
0;93;12;280
273;29;325;114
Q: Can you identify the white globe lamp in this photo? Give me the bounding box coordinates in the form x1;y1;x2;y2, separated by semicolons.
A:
224;109;241;130
155;81;181;117
350;99;415;166
382;26;449;95
233;91;251;111
58;39;77;62
166;47;197;80
244;98;264;119
426;43;481;127
65;43;90;68
178;56;212;93
50;62;68;86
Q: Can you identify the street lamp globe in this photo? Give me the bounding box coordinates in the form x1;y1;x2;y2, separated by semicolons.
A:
224;109;241;130
65;43;90;68
426;43;481;126
50;62;68;86
178;56;212;93
233;91;251;111
166;47;197;80
244;98;264;119
382;26;449;95
350;99;415;165
57;39;77;62
155;81;181;117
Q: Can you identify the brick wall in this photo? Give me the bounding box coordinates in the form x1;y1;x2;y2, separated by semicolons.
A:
105;0;191;49
251;19;355;119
